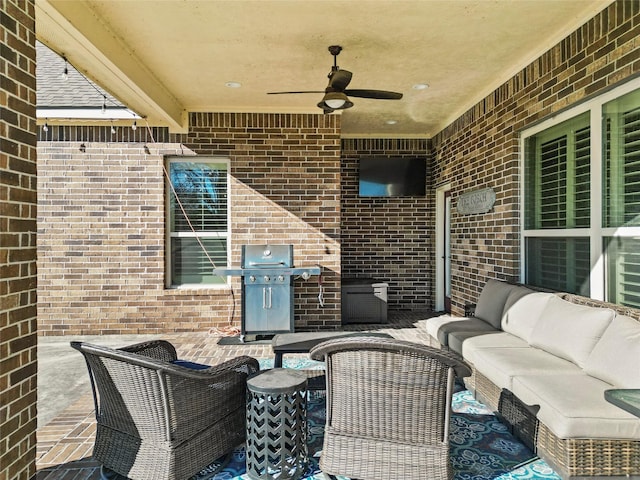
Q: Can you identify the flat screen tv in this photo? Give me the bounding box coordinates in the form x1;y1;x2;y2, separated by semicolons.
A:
358;157;426;197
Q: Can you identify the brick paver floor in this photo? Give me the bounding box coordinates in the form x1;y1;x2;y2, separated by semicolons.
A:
35;312;436;479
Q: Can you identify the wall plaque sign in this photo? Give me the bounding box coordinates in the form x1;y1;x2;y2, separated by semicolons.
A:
456;187;496;214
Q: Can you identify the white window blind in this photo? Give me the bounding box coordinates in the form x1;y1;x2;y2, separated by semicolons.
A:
167;159;229;286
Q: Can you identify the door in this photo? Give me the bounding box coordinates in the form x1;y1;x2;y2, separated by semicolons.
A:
444;190;452;313
435;184;452;312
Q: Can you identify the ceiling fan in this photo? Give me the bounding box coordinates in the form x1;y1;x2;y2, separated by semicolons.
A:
267;45;403;113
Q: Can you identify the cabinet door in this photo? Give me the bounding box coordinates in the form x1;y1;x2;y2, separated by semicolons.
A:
243;286;269;332
264;285;291;330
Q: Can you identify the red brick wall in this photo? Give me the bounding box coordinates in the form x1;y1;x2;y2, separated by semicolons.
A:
1;0;38;478
37;113;342;334
432;1;640;315
340;138;432;311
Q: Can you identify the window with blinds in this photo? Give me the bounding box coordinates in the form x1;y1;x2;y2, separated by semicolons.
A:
524;112;590;230
603;89;640;228
526;237;590;296
523;113;591;295
522;80;640;308
168;159;229;286
603;88;640;308
605;237;640;309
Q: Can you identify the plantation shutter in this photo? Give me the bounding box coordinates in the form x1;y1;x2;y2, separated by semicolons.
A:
604;99;640;227
603;89;640;308
524;112;591;295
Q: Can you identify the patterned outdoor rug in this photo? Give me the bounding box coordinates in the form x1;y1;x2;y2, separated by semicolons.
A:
192;358;561;480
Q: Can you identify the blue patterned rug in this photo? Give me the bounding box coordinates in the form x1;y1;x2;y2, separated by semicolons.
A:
192;358;561;480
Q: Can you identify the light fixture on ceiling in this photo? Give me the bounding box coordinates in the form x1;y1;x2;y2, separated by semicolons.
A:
225;81;242;88
43;121;49;132
385;120;398;125
321;91;354;110
412;83;429;90
131;120;137;131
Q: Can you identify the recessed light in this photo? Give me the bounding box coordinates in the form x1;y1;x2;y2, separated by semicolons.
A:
225;81;242;88
412;83;429;90
385;120;398;125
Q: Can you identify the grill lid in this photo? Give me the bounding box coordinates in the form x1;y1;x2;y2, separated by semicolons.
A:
242;244;293;268
213;244;320;278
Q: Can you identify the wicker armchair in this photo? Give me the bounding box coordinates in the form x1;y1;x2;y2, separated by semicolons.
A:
309;336;471;480
71;340;259;480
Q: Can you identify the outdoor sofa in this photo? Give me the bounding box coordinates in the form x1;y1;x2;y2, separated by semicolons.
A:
426;279;640;479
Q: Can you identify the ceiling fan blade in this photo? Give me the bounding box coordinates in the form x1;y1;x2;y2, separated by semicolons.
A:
344;89;403;100
267;90;325;95
328;70;352;90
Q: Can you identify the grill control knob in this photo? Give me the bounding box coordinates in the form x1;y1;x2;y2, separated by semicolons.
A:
263;275;271;282
278;275;285;282
249;275;256;283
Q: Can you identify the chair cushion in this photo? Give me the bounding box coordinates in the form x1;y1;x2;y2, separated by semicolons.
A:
512;374;640;439
172;360;211;370
529;296;614;368
584;314;640;388
474;279;516;329
471;346;581;390
501;292;555;342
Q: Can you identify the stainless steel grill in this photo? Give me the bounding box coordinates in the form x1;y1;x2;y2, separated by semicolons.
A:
214;244;320;342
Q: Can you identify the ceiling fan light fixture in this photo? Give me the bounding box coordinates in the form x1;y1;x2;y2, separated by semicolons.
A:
322;91;353;110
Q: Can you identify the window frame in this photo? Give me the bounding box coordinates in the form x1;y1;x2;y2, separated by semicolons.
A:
165;156;231;289
520;77;640;302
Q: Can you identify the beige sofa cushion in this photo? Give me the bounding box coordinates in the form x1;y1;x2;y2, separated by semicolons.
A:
512;374;640;439
461;332;528;364
471;346;581;390
584;314;640;388
474;279;516;328
529;296;614;368
501;292;555;342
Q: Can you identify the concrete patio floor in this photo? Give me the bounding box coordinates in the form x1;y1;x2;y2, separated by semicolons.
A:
35;312;436;479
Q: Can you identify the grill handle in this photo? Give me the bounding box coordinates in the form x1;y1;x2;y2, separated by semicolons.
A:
262;287;273;309
248;261;286;267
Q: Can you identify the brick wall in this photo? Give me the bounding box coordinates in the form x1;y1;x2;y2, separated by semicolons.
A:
0;0;38;478
340;138;432;310
37;113;341;335
178;113;342;330
432;0;640;315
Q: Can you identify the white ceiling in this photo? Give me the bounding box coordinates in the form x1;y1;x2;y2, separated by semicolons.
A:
35;0;613;137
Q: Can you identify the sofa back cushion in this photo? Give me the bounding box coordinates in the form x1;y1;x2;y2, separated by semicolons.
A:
584;314;640;388
501;291;555;342
474;279;516;329
530;295;614;368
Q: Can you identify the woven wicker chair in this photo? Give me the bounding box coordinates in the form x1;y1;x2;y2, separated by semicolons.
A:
71;340;259;480
309;336;471;480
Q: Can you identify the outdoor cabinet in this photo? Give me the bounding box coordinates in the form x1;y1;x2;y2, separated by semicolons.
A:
341;278;388;324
